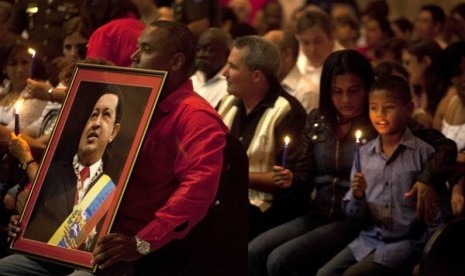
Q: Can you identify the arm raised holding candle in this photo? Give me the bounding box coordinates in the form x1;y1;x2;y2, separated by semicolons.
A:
25;79;66;103
351;172;367;199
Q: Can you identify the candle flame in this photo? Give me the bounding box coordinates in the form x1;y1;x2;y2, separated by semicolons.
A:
355;130;362;139
28;48;36;57
284;136;290;145
14;98;25;114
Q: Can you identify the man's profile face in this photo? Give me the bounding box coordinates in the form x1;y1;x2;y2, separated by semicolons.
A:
131;26;173;71
222;46;254;99
78;93;120;165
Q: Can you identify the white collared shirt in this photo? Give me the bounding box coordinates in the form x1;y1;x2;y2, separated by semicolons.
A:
296;41;345;93
282;65;319;113
76;159;102;203
191;67;228;108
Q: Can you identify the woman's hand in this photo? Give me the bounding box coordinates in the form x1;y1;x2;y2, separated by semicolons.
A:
25;79;53;101
8;133;33;164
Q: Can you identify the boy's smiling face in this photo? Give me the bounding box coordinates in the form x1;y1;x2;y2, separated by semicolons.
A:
369;89;413;136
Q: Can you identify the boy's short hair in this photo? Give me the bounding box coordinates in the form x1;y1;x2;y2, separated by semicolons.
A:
369;75;412;105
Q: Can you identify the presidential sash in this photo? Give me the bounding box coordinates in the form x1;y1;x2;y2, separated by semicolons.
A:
47;174;115;249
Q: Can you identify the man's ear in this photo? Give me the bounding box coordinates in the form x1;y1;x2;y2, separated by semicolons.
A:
252;69;263;82
108;123;121;143
170;52;186;72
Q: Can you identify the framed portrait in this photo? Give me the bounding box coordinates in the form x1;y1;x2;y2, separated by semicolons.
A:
10;63;167;271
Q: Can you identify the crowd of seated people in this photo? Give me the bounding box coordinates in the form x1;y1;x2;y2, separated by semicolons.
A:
0;0;465;275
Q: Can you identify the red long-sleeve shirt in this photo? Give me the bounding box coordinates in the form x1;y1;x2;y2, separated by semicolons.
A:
112;80;227;252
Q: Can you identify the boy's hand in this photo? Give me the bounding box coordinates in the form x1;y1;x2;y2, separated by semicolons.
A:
351;172;367;199
272;166;293;188
405;181;440;224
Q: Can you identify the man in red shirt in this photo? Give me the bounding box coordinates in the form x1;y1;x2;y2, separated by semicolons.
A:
4;20;228;275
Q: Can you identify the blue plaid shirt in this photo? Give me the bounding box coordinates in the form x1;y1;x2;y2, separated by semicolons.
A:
344;128;441;269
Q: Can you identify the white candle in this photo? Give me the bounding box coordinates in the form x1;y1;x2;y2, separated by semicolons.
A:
14;98;25;135
28;48;36;78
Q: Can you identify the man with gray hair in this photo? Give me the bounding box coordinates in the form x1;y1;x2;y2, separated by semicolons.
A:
217;35;306;239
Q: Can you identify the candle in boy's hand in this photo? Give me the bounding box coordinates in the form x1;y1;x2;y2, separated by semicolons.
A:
281;136;291;168
28;48;36;78
355;130;362;172
14;98;25;135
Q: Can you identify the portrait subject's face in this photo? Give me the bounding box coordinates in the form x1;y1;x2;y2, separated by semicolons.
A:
78;93;120;165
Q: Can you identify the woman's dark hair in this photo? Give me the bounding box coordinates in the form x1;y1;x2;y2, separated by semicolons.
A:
374;61;409;81
0;37;48;82
392;17;413;34
435;41;465;94
319;49;374;127
374;37;407;63
405;39;442;114
80;0;139;38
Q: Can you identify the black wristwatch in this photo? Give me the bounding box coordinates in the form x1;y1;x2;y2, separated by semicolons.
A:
21;159;35;170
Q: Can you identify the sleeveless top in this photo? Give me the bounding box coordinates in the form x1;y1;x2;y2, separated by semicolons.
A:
441;95;465;151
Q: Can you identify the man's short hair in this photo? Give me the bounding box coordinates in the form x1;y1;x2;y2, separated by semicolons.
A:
201;27;233;51
370;75;412;105
233;35;280;80
280;31;300;60
150;20;196;75
420;4;446;24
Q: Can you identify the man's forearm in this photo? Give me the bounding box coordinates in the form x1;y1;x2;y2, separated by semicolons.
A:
249;172;276;193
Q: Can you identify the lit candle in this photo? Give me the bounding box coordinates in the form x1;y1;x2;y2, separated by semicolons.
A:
28;48;36;78
281;136;290;168
355;130;362;173
14;98;25;135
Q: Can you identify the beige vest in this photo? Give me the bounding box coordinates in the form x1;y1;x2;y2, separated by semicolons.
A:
218;95;292;211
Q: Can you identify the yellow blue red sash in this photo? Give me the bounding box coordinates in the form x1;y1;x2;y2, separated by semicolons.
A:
47;174;115;249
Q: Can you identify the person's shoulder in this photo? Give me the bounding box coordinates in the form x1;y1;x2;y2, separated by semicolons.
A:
278;90;306;115
405;128;435;153
175;88;225;119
